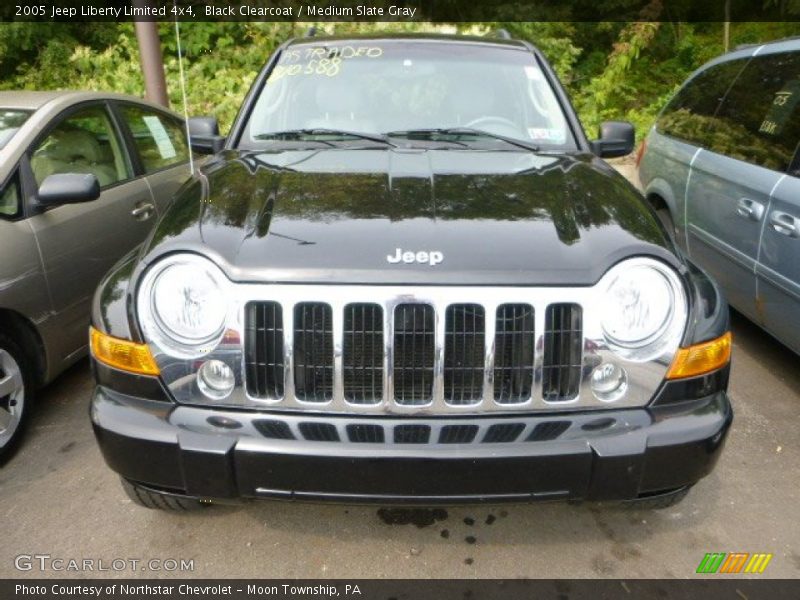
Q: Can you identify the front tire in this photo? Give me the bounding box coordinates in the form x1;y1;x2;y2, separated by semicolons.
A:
121;478;207;512
0;333;33;462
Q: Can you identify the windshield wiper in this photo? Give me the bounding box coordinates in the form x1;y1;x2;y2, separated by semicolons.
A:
255;128;397;147
386;128;540;152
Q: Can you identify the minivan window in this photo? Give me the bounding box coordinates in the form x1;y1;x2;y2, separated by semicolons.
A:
0;109;31;150
712;51;799;172
119;105;189;174
656;59;747;148
242;42;576;151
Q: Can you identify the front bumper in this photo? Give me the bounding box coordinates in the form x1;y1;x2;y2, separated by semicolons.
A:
90;384;732;504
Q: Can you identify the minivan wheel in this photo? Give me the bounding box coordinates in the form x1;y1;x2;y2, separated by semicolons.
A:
0;334;33;462
121;478;207;511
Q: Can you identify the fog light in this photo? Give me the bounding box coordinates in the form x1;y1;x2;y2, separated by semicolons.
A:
591;362;627;403
197;360;234;400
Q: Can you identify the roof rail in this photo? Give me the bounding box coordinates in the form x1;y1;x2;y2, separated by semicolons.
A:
735;34;800;51
493;28;512;40
304;26;317;38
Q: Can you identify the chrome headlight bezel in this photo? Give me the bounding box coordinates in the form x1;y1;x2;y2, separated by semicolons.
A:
598;257;688;362
136;254;231;360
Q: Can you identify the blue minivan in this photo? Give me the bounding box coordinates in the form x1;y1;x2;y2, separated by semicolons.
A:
639;38;800;354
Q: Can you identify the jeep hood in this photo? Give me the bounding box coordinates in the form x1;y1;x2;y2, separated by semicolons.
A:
145;148;676;285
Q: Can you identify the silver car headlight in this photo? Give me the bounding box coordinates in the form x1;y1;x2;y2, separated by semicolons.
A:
139;255;228;358
137;254;242;406
599;257;687;362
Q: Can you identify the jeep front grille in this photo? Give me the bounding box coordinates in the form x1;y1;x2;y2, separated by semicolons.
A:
393;304;435;405
243;289;588;414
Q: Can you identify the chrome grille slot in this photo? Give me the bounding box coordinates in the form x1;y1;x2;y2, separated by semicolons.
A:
439;424;479;444
293;302;334;402
444;304;485;405
394;424;431;444
542;303;583;402
493;304;535;404
245;302;284;400
299;422;339;442
253;419;294;440
343;303;384;404
482;422;526;443
393;304;435;405
527;421;570;442
346;423;385;443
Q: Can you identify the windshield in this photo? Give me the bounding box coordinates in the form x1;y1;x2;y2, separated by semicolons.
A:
241;41;575;151
0;109;32;151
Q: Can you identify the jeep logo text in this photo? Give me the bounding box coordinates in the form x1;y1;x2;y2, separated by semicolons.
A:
386;248;444;266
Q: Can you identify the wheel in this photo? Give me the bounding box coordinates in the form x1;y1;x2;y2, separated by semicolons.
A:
120;478;207;511
624;486;691;510
0;333;34;462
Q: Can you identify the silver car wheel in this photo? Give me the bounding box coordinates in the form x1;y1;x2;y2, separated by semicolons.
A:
0;349;25;448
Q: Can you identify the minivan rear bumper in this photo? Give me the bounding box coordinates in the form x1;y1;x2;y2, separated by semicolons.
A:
90;385;731;504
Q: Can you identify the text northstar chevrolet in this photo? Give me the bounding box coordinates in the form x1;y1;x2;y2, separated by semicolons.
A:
89;33;732;511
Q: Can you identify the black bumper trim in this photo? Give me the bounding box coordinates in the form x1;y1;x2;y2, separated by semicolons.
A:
91;386;731;504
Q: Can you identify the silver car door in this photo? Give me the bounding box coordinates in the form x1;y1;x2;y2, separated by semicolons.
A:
25;102;155;362
115;103;192;214
686;153;780;322
758;174;800;353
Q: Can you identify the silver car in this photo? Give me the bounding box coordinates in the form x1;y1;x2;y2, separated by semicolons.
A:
0;91;194;457
639;38;800;353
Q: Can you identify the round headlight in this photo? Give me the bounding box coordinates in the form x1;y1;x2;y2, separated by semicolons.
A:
600;259;686;361
140;255;229;357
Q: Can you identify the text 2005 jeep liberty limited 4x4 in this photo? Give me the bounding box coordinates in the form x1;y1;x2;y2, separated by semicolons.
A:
89;33;732;511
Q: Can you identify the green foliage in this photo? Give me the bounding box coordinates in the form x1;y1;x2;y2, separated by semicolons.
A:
1;21;798;140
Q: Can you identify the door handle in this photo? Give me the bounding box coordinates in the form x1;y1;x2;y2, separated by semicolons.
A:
736;198;765;221
769;211;799;238
131;202;155;221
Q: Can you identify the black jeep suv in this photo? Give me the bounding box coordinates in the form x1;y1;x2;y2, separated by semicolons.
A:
89;34;732;511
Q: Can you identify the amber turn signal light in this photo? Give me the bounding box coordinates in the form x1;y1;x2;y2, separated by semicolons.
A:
666;332;732;380
90;327;160;376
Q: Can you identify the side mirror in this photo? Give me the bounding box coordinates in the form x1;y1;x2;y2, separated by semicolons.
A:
188;116;225;154
591;121;635;158
36;173;100;207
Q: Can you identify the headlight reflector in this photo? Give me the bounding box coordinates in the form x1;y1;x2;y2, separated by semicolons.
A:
151;262;227;345
600;258;687;361
138;255;229;359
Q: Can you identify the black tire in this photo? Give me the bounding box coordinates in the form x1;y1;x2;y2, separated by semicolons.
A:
0;333;35;463
121;478;207;512
624;486;691;510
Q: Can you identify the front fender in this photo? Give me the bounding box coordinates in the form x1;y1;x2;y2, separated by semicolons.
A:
91;247;141;342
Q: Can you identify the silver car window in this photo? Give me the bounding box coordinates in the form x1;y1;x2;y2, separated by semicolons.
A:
0;173;20;218
30;106;131;189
